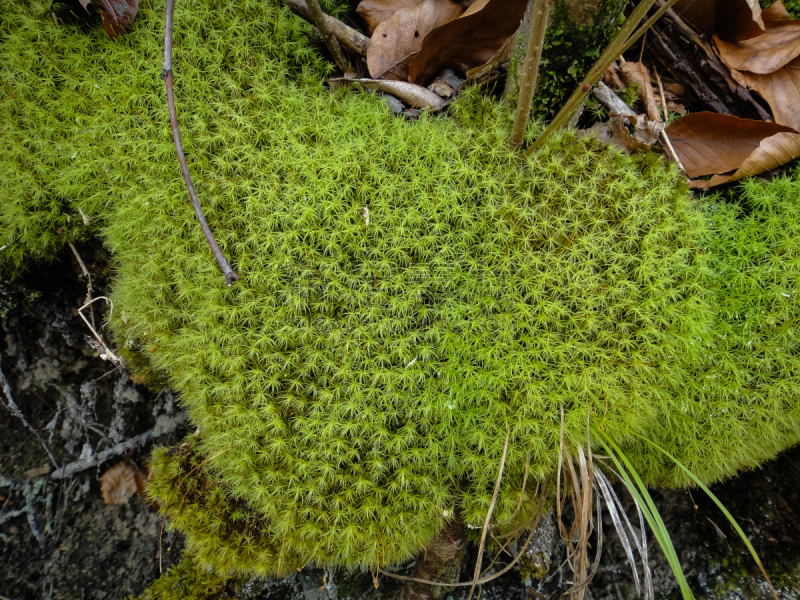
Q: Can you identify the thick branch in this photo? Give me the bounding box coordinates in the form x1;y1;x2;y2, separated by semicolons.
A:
163;0;239;286
284;0;369;57
592;81;635;116
51;412;187;479
510;0;554;147
304;0;349;71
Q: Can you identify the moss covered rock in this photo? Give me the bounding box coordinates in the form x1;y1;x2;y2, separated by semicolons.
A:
1;0;799;580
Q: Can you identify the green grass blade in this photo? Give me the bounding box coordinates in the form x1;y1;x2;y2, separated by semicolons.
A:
627;431;779;600
593;427;695;600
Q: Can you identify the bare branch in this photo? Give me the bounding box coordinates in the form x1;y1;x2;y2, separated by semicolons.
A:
303;0;349;71
509;0;553;147
51;412;187;479
284;0;369;57
163;0;239;286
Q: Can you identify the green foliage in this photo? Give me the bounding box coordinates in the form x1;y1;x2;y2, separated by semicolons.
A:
0;274;41;320
0;0;346;275
1;0;799;581
532;0;625;120
625;176;800;486
129;551;231;600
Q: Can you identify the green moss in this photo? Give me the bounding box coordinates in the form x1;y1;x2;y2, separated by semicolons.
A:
0;274;41;319
128;552;232;600
531;0;625;120
1;0;799;581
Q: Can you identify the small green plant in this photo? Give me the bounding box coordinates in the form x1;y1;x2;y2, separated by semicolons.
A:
129;552;232;600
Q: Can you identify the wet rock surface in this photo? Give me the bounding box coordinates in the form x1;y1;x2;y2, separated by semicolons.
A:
1;245;799;600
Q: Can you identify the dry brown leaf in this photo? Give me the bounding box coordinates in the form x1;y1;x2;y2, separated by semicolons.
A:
357;0;424;35
23;466;50;478
367;0;463;80
665;112;800;187
334;77;449;110
585;114;664;153
713;2;800;130
407;0;527;85
729;60;800;130
674;0;763;39
461;0;489;17
79;0;138;38
100;461;140;505
620;61;662;122
714;5;800;73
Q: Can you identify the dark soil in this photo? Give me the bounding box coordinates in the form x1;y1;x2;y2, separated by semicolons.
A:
1;247;799;600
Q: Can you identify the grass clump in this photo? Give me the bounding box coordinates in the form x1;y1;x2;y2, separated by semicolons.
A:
1;0;799;581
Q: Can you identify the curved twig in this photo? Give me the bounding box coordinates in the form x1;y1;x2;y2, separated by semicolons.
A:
163;0;239;286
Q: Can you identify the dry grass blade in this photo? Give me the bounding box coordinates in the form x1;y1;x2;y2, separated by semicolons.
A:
594;469;643;596
596;464;654;599
467;427;510;600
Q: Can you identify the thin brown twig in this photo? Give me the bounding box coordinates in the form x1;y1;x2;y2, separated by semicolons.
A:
467;427;511;600
162;0;239;286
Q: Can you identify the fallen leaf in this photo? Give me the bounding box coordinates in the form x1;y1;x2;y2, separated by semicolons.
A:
713;2;800;130
465;28;517;83
77;0;138;38
332;77;449;110
23;466;50;478
585;114;664;153
101;0;138;39
620;61;662;122
407;0;527;85
100;461;140;505
728;61;800;131
357;0;424;35
428;79;455;97
714;4;800;73
676;0;764;39
665;112;800;187
367;0;463;80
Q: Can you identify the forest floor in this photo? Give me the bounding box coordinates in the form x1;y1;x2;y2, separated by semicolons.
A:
1;244;799;600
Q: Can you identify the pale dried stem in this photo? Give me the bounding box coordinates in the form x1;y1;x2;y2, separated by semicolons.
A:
77;296;121;365
163;0;239;286
653;65;685;171
303;0;349;71
509;0;553;147
466;428;511;600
